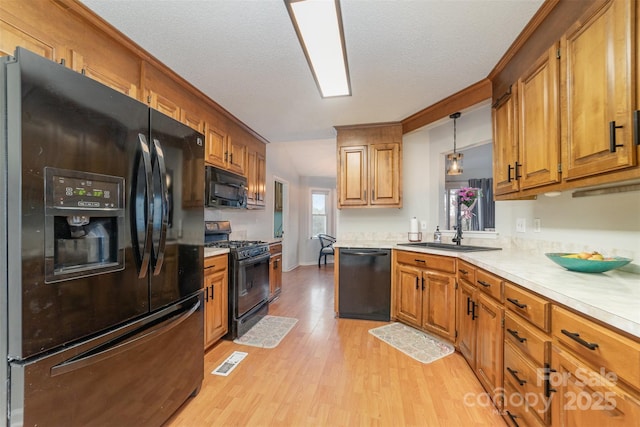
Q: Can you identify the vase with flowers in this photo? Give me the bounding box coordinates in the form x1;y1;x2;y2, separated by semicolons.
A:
457;187;480;231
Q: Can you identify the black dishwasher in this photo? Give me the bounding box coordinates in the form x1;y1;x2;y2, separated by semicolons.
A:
338;248;391;321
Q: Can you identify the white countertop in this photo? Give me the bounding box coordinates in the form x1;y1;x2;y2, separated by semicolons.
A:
336;241;640;339
204;247;230;258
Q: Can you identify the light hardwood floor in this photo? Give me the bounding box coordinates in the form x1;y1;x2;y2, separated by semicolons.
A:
165;265;506;426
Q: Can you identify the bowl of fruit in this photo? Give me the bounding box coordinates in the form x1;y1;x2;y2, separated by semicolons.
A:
545;252;632;273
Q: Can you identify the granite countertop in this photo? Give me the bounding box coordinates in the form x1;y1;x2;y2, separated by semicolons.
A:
335;241;640;339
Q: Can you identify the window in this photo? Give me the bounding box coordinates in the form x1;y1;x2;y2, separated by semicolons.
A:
442;143;495;232
311;189;330;237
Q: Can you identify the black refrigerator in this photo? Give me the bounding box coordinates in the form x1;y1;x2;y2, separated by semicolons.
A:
0;48;204;426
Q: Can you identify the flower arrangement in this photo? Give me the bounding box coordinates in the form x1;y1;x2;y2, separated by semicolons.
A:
457;187;481;224
458;187;480;208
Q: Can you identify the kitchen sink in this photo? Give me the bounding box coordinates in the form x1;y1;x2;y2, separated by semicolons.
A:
397;242;501;252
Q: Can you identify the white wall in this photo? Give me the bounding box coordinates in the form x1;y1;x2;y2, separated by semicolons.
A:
299;176;337;266
205;142;302;271
337;103;640;261
209;102;640;269
337;104;492;239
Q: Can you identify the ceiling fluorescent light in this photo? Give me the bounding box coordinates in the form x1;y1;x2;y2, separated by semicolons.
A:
285;0;351;98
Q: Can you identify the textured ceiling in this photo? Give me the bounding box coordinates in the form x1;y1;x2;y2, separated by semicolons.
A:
80;0;542;143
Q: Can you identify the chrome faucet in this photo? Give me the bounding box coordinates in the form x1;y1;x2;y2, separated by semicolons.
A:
452;194;463;246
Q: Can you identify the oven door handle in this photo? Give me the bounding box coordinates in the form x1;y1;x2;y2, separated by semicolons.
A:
237;252;271;267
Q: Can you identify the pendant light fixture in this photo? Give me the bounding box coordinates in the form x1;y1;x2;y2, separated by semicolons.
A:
446;112;463;176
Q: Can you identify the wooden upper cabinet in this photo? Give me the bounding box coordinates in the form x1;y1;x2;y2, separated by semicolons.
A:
0;18;56;60
336;123;402;209
492;91;519;196
246;143;266;207
228;138;247;176
68;49;138;99
562;0;636;180
205;124;228;168
369;143;401;206
147;90;181;121
180;109;205;133
518;44;561;190
338;145;368;207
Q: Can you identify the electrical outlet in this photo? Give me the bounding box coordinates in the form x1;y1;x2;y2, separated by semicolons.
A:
516;218;526;233
533;218;541;233
420;221;427;230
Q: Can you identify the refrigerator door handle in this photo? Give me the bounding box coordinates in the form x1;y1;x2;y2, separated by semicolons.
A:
50;298;201;377
132;133;154;278
151;138;169;276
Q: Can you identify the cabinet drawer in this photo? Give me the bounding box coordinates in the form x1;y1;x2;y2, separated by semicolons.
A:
504;283;551;332
552;345;640;427
269;243;282;255
505;311;550;368
204;254;227;272
475;268;503;302
503;381;546;427
457;259;476;284
504;342;550;425
552;305;640;391
395;251;456;274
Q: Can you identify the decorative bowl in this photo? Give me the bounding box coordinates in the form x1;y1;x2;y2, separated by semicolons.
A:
545;253;632;273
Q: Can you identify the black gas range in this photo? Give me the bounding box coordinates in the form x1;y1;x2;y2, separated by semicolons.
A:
205;221;270;338
205;221;269;258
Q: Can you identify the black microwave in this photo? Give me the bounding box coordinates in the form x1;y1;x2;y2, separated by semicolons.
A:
205;166;248;209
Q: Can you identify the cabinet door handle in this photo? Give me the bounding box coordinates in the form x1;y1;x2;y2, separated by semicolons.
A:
415;277;419;290
466;296;472;315
505;411;520;427
506;298;527;309
634;111;639;147
224;151;228;162
415;259;426;264
507;367;527;386
372;189;375;200
507;328;527;343
561;329;599;350
545;364;557;398
477;280;491;288
471;302;477;320
609;121;624;152
514;161;522;179
421;277;425;291
458;268;468;275
507;164;514;182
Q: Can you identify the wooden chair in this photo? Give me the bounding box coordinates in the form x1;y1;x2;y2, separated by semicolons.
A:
317;234;336;268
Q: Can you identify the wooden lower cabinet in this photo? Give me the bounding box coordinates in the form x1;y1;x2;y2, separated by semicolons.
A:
456;263;505;410
551;344;640;427
457;278;476;365
269;242;282;301
475;292;505;409
204;254;228;349
394;251;456;342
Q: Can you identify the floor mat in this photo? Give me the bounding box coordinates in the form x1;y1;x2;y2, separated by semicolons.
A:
369;322;454;364
233;315;298;348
